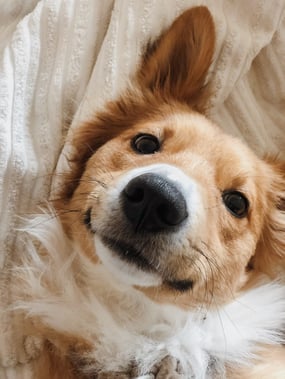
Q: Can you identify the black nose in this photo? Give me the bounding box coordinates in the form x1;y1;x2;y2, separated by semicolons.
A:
121;173;188;232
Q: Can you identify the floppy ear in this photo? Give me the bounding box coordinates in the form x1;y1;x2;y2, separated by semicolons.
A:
253;158;285;277
137;6;215;111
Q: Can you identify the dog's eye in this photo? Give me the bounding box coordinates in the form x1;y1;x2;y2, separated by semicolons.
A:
222;191;249;218
132;134;160;154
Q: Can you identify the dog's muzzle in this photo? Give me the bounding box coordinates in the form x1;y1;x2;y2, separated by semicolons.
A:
91;164;202;288
121;173;188;232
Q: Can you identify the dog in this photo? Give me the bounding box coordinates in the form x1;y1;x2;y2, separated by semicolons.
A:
15;6;285;379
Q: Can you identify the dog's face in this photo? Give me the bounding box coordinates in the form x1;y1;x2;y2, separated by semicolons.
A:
59;7;285;308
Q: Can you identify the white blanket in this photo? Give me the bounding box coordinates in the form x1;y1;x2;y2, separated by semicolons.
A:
0;0;284;377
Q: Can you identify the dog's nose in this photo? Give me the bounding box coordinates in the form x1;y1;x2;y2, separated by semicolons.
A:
122;173;188;232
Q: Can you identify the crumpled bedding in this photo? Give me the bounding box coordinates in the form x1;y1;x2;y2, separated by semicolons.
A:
0;0;284;378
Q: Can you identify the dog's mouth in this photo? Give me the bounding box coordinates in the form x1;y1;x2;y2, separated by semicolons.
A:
100;235;155;272
99;235;194;292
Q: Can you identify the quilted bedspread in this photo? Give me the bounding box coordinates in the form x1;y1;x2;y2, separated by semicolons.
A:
0;0;284;377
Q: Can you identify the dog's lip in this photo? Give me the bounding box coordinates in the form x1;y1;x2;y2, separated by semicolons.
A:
99;235;194;292
165;279;194;292
100;235;156;272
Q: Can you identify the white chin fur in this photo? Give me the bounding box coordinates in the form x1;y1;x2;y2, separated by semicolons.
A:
95;236;162;287
15;214;285;377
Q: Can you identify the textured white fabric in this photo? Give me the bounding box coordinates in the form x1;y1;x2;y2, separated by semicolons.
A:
0;0;284;377
0;0;113;376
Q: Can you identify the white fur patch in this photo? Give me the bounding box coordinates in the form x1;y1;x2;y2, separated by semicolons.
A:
14;213;285;377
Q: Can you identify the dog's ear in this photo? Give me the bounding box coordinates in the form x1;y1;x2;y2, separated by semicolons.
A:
253;158;285;277
58;7;215;202
137;6;215;112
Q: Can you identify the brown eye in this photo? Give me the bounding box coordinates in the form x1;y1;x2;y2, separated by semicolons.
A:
222;191;249;218
132;134;160;154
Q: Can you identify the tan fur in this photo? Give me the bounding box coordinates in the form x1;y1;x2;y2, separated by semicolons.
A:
253;158;285;277
226;345;285;379
137;6;215;111
23;319;92;379
34;342;76;379
28;6;285;377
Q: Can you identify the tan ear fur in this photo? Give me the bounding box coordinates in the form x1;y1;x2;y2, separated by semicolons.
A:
254;158;285;278
57;6;215;202
137;6;215;111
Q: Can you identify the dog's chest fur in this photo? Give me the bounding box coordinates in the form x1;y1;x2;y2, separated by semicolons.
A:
19;214;285;378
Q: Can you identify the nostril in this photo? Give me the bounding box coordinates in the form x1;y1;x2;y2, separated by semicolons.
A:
157;202;188;226
124;185;144;203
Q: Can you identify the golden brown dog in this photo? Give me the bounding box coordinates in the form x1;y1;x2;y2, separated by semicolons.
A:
16;6;285;379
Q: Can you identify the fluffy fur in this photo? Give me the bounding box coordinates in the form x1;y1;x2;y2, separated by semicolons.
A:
16;214;285;378
14;6;285;379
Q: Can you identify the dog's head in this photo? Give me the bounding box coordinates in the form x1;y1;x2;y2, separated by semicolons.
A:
58;7;285;308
